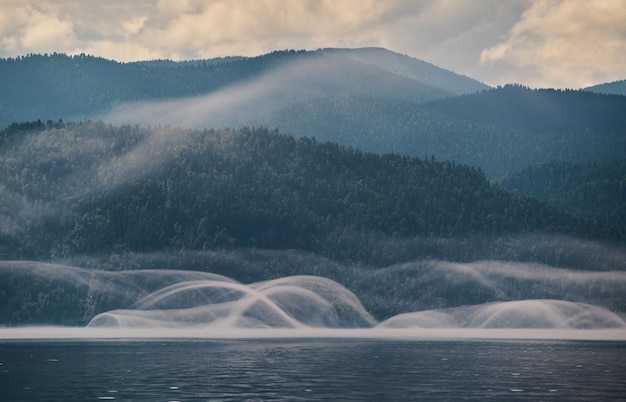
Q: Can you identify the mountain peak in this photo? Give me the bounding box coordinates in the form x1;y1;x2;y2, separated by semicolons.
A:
317;47;489;95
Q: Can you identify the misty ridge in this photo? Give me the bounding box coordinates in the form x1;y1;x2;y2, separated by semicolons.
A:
2;48;625;179
0;47;625;331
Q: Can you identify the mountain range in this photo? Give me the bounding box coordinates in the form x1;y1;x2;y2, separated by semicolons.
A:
2;48;624;176
2;47;624;222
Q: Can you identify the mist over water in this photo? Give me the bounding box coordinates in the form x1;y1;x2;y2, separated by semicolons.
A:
88;275;376;330
1;258;625;340
378;300;625;330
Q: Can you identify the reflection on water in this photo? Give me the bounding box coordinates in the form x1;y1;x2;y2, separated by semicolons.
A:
0;339;624;401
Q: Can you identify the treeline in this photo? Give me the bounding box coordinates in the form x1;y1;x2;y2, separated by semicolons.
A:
0;121;612;264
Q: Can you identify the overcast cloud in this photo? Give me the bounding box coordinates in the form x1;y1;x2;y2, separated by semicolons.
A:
0;0;624;88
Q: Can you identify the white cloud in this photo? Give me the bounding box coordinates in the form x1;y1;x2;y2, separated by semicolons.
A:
480;0;626;88
0;2;77;53
0;0;624;87
0;1;28;45
20;8;76;50
134;0;401;59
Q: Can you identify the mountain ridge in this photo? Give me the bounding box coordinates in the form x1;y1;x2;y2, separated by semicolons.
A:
584;79;626;96
0;47;487;129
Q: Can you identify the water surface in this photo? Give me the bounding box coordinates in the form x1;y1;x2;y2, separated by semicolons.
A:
1;338;624;401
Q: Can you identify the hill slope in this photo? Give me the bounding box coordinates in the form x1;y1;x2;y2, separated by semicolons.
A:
0;121;607;263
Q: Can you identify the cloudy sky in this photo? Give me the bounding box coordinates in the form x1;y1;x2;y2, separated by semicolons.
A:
1;0;624;88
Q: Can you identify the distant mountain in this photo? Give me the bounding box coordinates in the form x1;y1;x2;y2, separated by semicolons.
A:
320;47;489;95
101;51;456;131
423;84;626;132
0;48;485;128
584;79;626;96
0;52;275;126
264;85;626;177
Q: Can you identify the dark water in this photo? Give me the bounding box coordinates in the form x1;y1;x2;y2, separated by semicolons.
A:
1;339;625;401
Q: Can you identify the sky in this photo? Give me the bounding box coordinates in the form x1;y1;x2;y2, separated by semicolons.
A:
0;0;625;89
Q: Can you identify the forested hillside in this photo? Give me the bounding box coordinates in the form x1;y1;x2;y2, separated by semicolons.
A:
498;160;626;232
0;121;608;264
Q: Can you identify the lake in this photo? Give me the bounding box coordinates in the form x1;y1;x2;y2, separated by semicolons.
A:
1;336;625;401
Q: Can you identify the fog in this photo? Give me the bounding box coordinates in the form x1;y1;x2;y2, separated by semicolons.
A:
99;54;382;130
1;259;625;341
87;275;376;330
98;52;442;131
0;123;211;237
378;300;626;329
